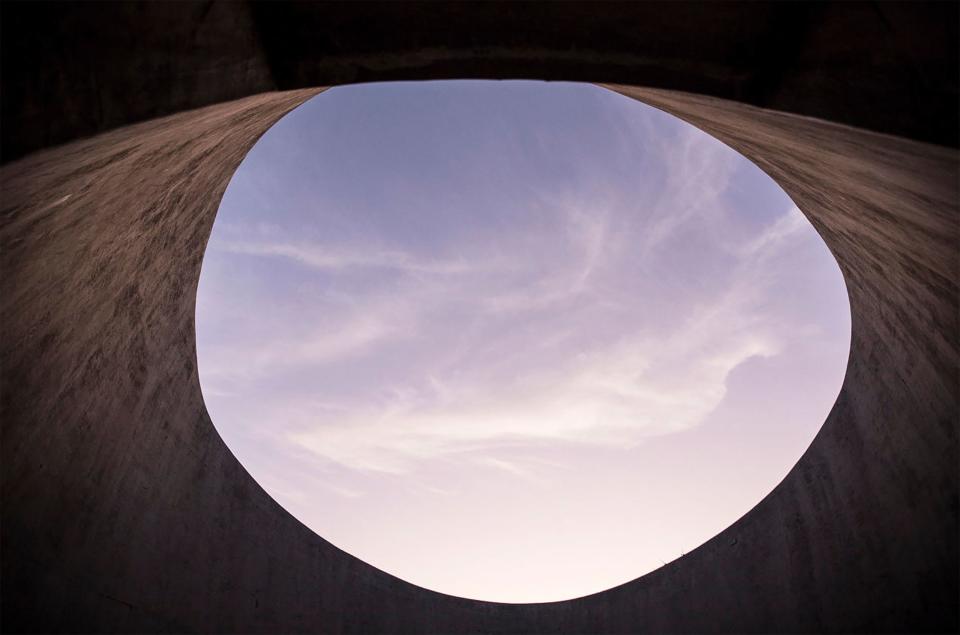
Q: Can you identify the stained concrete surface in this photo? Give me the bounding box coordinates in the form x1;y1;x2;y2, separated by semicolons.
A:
1;2;957;633
3;1;957;162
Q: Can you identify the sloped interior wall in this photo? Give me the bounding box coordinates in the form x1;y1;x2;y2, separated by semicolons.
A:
1;3;957;633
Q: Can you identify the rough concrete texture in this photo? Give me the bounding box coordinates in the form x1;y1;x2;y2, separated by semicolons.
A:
1;2;957;633
3;1;957;162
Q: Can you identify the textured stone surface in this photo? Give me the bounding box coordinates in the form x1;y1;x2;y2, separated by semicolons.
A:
1;2;957;633
2;1;957;162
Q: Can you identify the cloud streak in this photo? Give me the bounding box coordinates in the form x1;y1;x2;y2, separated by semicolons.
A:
216;239;482;275
194;81;850;603
203;115;802;471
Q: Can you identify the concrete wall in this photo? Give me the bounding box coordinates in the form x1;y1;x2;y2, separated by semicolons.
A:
1;2;956;633
3;1;956;162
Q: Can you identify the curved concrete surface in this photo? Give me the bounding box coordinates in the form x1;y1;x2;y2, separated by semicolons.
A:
1;2;957;633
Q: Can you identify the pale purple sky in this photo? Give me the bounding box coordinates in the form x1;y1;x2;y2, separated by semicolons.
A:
196;81;850;603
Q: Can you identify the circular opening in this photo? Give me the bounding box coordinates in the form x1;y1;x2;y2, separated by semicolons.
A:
196;81;851;603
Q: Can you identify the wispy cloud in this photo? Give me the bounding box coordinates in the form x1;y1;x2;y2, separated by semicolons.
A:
739;205;807;258
202;103;804;475
200;311;396;382
286;276;782;473
480;203;615;314
216;239;481;275
637;126;740;256
194;81;850;603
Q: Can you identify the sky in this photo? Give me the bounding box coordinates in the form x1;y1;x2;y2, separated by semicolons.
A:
196;81;851;603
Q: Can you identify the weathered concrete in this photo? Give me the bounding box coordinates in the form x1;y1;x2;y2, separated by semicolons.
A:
1;2;957;633
3;1;957;162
